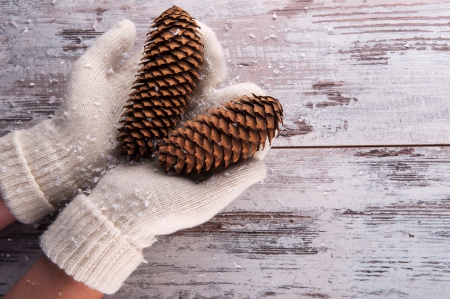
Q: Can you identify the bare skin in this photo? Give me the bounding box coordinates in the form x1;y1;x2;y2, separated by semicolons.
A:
4;255;103;299
1;197;102;299
0;196;16;230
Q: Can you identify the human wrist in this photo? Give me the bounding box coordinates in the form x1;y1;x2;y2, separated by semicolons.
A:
4;255;103;299
0;194;17;229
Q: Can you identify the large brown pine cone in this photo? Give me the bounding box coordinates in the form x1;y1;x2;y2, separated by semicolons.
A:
117;6;204;160
158;94;284;174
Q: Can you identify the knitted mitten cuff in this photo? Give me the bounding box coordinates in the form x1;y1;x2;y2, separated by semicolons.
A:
41;194;146;294
0;131;54;223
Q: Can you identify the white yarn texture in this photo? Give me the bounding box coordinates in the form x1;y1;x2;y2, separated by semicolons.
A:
41;155;266;294
0;19;229;224
40;19;273;295
41;82;269;294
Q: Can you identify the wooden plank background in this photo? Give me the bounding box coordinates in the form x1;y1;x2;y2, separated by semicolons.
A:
1;0;450;298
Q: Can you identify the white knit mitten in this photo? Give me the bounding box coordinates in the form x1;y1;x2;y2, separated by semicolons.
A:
41;80;270;294
0;20;227;224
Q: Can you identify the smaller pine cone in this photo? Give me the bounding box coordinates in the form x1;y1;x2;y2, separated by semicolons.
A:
117;6;203;160
158;94;283;174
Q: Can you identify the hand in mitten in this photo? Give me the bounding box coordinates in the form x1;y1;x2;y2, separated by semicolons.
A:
41;21;274;294
0;20;138;224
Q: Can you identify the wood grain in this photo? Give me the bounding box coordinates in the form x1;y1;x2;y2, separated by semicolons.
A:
1;0;450;298
1;0;450;146
2;147;450;298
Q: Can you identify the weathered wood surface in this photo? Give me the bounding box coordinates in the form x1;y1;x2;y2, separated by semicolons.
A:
1;0;450;146
1;0;450;298
2;147;450;298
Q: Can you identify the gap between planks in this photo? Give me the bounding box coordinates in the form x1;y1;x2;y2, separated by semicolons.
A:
272;144;450;149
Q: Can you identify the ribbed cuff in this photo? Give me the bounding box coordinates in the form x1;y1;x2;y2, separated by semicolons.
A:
41;194;144;294
0;132;54;224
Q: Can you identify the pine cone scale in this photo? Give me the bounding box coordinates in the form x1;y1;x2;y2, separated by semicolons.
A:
117;6;203;159
158;94;284;174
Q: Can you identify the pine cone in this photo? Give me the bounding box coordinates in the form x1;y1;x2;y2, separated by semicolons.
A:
117;6;204;160
158;94;283;174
